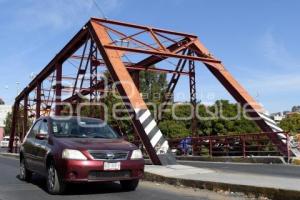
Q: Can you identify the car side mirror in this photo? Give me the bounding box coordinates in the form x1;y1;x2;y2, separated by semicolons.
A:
36;133;48;140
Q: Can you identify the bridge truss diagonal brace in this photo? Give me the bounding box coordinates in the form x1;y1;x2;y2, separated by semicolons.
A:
88;21;176;165
190;39;263;112
190;39;290;156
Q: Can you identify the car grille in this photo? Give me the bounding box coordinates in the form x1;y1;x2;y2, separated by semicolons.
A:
88;170;131;180
89;150;129;160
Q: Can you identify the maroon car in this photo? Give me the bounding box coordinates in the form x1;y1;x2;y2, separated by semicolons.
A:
19;116;144;194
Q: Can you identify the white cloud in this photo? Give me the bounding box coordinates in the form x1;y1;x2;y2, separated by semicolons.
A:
1;0;122;63
226;31;300;97
10;0;122;31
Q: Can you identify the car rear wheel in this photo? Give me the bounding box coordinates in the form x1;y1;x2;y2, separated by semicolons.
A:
46;162;66;195
19;158;32;182
120;179;139;191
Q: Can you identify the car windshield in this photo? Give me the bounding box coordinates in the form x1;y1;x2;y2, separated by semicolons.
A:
51;118;120;139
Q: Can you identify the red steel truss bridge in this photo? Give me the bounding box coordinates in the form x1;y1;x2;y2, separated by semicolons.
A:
8;18;300;165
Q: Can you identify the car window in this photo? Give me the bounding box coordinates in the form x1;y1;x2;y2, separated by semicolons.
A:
27;120;41;138
39;120;48;135
52;118;120;139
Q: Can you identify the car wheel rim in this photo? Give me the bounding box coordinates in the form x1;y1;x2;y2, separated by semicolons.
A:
20;161;25;179
48;166;55;190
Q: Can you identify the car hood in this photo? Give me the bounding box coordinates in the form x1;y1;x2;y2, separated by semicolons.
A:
55;138;137;151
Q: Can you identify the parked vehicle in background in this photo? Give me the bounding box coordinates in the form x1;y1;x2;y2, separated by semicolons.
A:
19;116;145;194
0;136;9;148
0;136;20;148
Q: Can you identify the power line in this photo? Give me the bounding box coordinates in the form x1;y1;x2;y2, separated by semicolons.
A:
92;0;107;19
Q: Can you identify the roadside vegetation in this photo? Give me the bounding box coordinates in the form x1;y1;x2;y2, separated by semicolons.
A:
280;113;300;135
3;71;299;138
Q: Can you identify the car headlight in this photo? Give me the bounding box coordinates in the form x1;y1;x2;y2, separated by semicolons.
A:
131;149;143;160
62;149;87;160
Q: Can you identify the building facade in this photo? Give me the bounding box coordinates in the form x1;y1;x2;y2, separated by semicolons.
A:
0;105;12;141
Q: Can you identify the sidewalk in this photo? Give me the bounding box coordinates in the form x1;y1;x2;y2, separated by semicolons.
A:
0;152;19;159
176;156;286;164
144;164;300;200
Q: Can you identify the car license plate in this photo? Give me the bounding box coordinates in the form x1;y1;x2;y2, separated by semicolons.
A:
104;162;120;171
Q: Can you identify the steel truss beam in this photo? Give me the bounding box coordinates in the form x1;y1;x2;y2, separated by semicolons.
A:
157;51;188;123
188;52;197;136
9;17;293;160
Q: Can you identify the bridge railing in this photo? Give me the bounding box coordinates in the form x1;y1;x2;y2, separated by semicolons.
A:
164;132;292;159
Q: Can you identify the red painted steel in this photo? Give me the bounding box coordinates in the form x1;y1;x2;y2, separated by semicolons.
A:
167;132;290;157
88;21;162;164
8;17;293;161
55;63;62;116
22;95;28;141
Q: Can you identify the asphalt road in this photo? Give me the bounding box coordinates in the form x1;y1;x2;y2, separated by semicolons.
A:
179;160;300;179
0;156;249;200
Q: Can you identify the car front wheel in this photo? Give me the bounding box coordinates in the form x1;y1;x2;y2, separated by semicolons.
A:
46;162;66;195
120;179;139;191
19;158;32;182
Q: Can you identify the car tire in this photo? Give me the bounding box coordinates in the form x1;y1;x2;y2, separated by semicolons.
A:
46;162;66;195
19;158;32;182
120;179;139;191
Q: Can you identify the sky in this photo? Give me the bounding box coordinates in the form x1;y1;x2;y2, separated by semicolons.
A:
0;0;299;113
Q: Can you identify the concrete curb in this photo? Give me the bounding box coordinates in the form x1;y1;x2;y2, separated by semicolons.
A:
144;172;300;200
0;152;19;159
176;156;286;164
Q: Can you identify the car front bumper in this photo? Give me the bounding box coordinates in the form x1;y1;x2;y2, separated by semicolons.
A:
58;159;145;182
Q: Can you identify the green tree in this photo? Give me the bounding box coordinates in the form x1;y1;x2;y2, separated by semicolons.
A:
4;112;12;136
195;100;259;136
280;113;300;135
62;69;262;139
157;99;260;138
140;70;167;102
3;108;33;137
158;120;190;138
